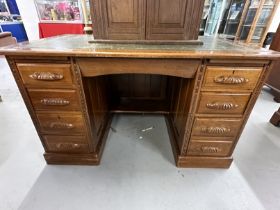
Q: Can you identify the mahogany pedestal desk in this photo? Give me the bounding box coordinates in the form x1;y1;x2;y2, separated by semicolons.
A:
1;35;280;168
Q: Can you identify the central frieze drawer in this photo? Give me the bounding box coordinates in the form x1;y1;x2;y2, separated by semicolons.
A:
191;117;243;137
77;58;201;78
197;92;251;115
28;89;80;111
36;112;86;134
187;140;233;157
203;66;262;90
17;63;74;87
43;135;89;153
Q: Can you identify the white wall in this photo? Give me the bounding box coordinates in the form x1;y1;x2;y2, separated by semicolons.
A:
16;0;39;41
268;3;280;32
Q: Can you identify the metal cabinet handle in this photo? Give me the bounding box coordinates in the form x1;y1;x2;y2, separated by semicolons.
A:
40;98;70;106
29;72;63;81
201;127;231;134
206;102;239;110
214;75;249;84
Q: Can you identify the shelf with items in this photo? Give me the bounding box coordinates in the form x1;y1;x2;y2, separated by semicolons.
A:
0;0;22;23
34;0;92;38
34;0;84;23
0;0;28;42
0;0;9;15
220;0;247;40
235;0;280;45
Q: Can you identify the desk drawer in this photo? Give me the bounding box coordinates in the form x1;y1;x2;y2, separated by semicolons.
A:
197;92;250;115
37;112;86;135
77;58;200;78
44;135;89;153
192;117;242;137
187;140;232;157
17;63;74;87
203;66;262;90
28;89;80;111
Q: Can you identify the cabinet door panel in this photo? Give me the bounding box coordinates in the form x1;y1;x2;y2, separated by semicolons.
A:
108;0;134;23
146;0;204;40
93;0;146;40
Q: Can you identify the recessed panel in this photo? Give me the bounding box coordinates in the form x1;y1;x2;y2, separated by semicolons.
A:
96;0;146;39
108;0;134;23
158;0;181;24
146;0;204;40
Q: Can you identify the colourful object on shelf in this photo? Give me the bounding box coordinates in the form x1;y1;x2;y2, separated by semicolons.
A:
35;0;83;22
39;23;84;38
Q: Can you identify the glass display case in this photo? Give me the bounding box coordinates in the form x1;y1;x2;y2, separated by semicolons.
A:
204;0;226;35
199;0;211;35
34;0;83;23
238;0;279;44
221;0;246;39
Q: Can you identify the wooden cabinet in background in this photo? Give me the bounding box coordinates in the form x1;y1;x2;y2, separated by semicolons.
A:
146;0;204;40
266;24;280;102
235;0;280;45
267;24;280;126
91;0;204;41
92;0;146;40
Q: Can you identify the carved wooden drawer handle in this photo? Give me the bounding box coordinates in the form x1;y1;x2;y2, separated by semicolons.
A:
56;143;81;150
29;72;64;81
201;127;231;134
214;76;249;84
206;102;239;110
201;146;221;153
49;122;74;129
40;98;70;106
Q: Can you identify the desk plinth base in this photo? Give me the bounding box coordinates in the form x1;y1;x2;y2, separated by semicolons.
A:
44;153;102;165
176;156;233;168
